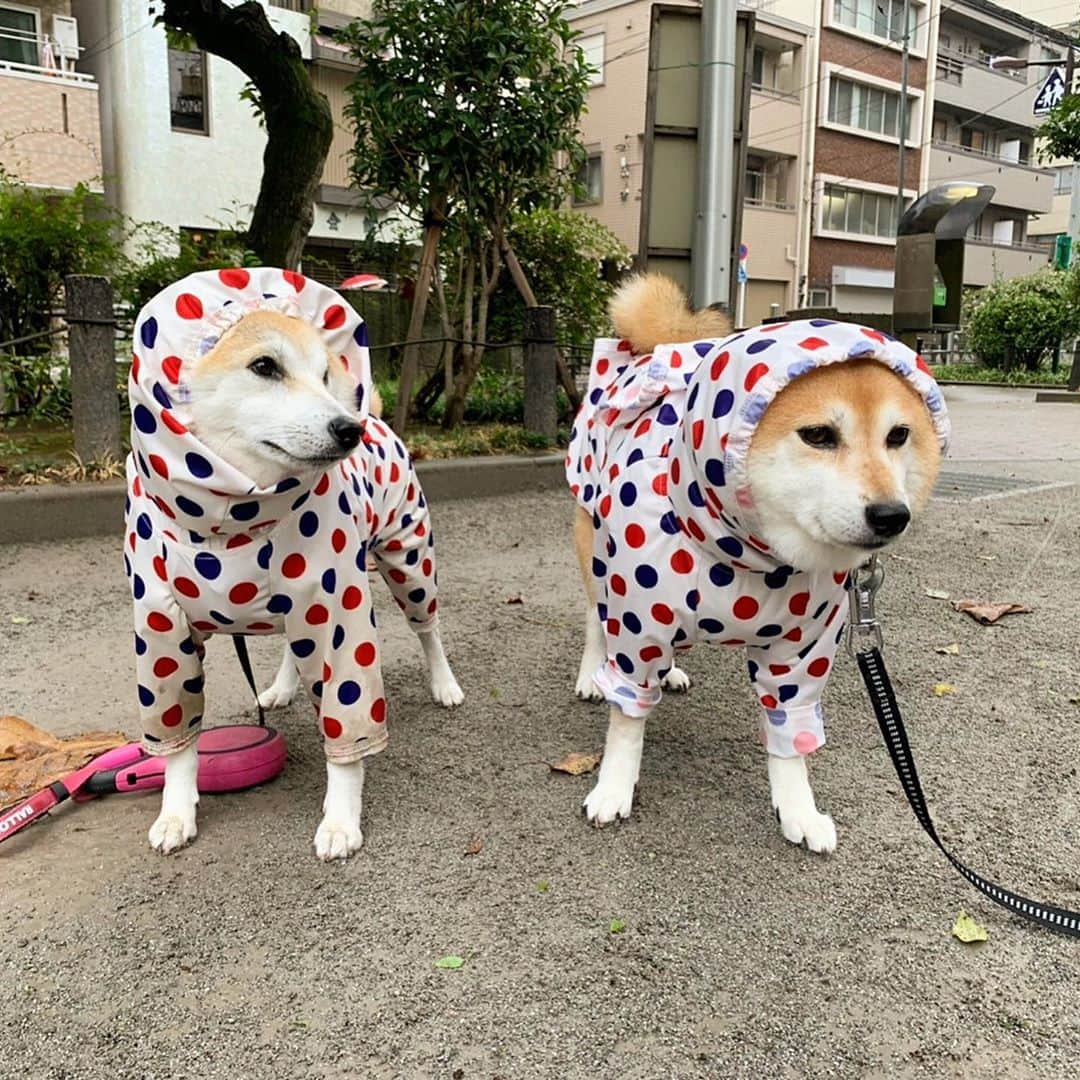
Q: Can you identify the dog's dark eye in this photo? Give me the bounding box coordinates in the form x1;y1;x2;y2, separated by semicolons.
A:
886;425;910;448
248;356;281;379
798;425;838;449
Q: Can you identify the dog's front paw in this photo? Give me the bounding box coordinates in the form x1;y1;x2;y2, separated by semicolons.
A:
583;777;635;825
257;674;299;710
149;810;197;854
661;666;691;692
430;669;464;708
776;806;837;854
314;817;364;861
574;664;605;702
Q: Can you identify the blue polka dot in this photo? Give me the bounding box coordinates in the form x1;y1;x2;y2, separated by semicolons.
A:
332;625;345;650
123;554;132;579
183;676;204;695
408;587;426;603
321;568;336;594
615;685;636;700
747;338;774;354
355;543;367;570
152;383;173;410
687;482;705;508
627;448;644;467
619;482;637;507
686;589;700;611
657;403;679;425
582;484;594;503
136;512;153;541
137;685;155;707
592;557;606;578
312;681;323;699
597;603;608;622
209;610;234;626
230;501;259;522
136;453;150;478
175;495;204;518
300;511;319;537
139;317;158;349
134;633;147;656
712;390;734;419
291;639;316;659
268;594;293;615
291;492;310;512
764;566;794;589
606;537;616;558
132;574;145;600
748;660;759;681
797;640;818;660
623;611;642;634
709;563;735;588
660;512;681;535
257;543;273;570
757;624;783;637
179;637;195;655
704;458;725;486
354;323;369;347
687;384;699;410
405;549;419;566
590;388;603;406
699;617;725;634
718;536;743;559
693;342;713;357
634;565;658;588
766;709;788;727
615;653;634;674
779;685;799;703
185;452;213;479
812;601;829;619
338;492;351;515
194;552;222;580
673;628;687;644
810;319;835;327
338;680;362;706
276;477;301;493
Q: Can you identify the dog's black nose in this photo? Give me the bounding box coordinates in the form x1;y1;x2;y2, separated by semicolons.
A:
329;417;362;452
865;502;911;538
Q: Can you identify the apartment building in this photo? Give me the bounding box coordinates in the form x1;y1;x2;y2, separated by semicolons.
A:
68;0;388;272
566;0;815;326
0;0;102;191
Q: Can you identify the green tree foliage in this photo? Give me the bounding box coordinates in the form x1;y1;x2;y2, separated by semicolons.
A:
963;267;1080;370
342;0;591;429
1037;94;1080;162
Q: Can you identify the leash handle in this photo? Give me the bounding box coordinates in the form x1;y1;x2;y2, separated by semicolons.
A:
0;785;66;844
231;635;266;726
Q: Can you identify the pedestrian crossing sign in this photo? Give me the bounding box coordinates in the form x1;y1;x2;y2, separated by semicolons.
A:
1033;67;1066;115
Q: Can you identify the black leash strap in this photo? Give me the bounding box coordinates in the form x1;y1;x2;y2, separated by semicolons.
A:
231;635;266;726
857;644;1080;937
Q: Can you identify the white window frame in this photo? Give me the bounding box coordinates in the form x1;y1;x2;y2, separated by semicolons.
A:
820;63;924;148
168;46;211;137
0;2;41;66
577;29;604;88
825;0;927;59
815;175;917;246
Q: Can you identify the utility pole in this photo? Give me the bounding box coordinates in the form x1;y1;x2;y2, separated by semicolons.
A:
1066;48;1080;264
897;0;912;214
692;0;737;308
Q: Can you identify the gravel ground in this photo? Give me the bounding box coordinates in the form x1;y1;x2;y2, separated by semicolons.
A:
2;406;1079;1077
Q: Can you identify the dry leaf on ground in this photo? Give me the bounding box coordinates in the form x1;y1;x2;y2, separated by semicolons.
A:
505;595;524;605
925;588;951;600
933;683;956;697
953;600;1032;625
463;837;483;857
548;750;602;776
935;643;960;656
952;911;988;943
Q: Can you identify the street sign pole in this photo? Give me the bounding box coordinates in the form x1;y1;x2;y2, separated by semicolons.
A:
736;243;748;326
1065;49;1080;268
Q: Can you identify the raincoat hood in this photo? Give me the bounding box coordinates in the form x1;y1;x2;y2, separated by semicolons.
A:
127;267;372;538
583;319;950;571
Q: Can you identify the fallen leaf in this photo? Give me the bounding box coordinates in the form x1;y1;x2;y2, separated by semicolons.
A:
933;683;956;697
505;595;523;605
935;643;960;656
1070;695;1080;706
463;837;483;857
925;588;951;600
536;881;550;893
548;750;602;776
609;919;626;934
952;911;988;944
953;600;1032;626
9;615;29;625
435;955;465;970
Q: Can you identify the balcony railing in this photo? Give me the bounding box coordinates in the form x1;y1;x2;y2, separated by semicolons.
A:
936;45;1026;84
0;29;94;84
931;138;1043;170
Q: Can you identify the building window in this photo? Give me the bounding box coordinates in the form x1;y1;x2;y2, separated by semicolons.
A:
746;154;790;209
808;287;831;307
169;48;209;134
832;0;916;45
821;183;899;240
578;32;604;88
1054;165;1073;195
574;151;602;205
0;4;39;66
751;44;798;95
827;76;911;140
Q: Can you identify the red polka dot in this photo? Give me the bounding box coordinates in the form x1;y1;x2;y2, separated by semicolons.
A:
147;612;173;633
229;581;258;605
825;604;840;627
162;705;183;727
282;554;307;579
634;418;652;438
131;354;140;381
793;731;819;754
283;270;306;292
175;293;203;320
247;622;274;631
371;698;386;724
760;695;778;709
671;458;681;484
226;535;252;550
161;410;187;435
733;596;759;620
670;549;694;574
161;355;182;384
651;603;675;625
192;620;216;632
174;577;199;598
625;524;646;548
596;357;609;376
422;558;433;576
916;355;932;377
788;592;810;616
323;304;346;329
808;658;830;678
692;419;704;450
610;574;627;596
306;603;329;625
153;657;179;678
639;645;663;662
314;473;330;497
744;363;769;392
768;664;791;676
797;336;829;351
149;556;166;582
652;473;668;497
355;642;376;666
332;528;347;553
149;454;169;479
342;586;363;610
861;328;886;343
389;462;401;483
606;617;621;636
322;716;343;739
685;518;706;542
783;627;803;643
710;351;729;379
833;572;848;585
218;268;250;289
617;339;632;352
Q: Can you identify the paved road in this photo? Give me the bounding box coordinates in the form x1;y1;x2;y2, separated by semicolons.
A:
1;387;1079;1078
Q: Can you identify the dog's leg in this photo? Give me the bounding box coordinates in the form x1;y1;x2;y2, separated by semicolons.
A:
573;506;607;701
661;666;691;692
768;755;836;854
315;759;366;861
148;741;199;854
583;705;644;825
417;625;464;707
258;643;300;710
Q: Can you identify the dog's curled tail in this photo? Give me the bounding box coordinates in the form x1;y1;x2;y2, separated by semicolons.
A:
609;273;733;354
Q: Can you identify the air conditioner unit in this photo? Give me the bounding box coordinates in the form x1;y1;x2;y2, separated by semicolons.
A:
51;14;80;61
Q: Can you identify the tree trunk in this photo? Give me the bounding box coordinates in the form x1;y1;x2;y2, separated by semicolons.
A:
444;241;501;429
163;1;334;269
395;198;446;431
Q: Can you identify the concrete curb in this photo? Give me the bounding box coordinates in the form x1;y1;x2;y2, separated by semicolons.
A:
0;453;566;546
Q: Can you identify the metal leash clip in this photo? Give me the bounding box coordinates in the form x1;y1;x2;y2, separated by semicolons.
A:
845;554;885;657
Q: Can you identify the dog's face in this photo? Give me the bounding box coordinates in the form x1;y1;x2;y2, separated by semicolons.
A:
186;309;362;489
746;360;940;574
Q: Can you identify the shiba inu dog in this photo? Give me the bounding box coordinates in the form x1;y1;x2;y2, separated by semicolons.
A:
567;274;947;851
125;268;462;861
